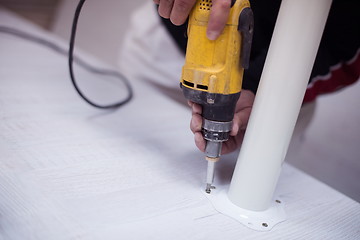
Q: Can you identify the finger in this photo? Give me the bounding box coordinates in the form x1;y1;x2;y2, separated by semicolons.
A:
190;113;202;133
158;0;175;19
153;0;160;5
230;108;251;136
194;132;206;152
187;100;194;107
238;106;252;130
207;0;231;40
192;103;202;115
222;130;245;154
221;139;237;154
170;0;196;25
230;114;240;136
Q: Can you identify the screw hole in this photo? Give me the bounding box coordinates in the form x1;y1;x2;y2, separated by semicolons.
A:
262;223;268;227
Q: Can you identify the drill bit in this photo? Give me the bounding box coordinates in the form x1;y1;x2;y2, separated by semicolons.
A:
205;159;216;194
204;140;223;194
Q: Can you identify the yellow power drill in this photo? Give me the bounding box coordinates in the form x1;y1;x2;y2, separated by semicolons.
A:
180;0;253;193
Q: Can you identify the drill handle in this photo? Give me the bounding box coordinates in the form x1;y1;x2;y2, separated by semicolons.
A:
238;7;254;69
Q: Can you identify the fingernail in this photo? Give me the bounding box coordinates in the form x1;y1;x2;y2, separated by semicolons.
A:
194;132;201;141
195;133;205;151
195;132;204;144
191;118;201;131
231;124;239;136
207;31;218;40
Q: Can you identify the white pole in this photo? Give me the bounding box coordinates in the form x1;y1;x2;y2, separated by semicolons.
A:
228;0;332;211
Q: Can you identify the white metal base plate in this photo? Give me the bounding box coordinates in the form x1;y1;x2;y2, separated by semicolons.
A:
203;188;286;231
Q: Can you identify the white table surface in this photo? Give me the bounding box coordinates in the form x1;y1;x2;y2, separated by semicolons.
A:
0;9;359;240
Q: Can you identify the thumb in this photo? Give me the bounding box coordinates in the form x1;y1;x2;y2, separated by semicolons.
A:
206;0;231;40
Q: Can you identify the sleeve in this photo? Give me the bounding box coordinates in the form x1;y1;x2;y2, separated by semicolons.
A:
304;0;360;103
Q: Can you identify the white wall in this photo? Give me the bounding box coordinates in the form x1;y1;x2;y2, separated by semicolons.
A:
286;80;360;202
51;0;144;66
0;0;60;29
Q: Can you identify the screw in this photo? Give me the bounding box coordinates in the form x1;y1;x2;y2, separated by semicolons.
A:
262;223;268;227
205;185;216;194
276;200;281;203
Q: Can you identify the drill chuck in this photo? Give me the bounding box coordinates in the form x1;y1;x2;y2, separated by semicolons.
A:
205;141;222;159
203;119;232;159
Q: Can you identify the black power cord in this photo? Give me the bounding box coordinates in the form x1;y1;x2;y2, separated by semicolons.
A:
0;0;133;109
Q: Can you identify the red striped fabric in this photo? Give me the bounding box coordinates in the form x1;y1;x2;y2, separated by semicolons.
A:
304;49;360;103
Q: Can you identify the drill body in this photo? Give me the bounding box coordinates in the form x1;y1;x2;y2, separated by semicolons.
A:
180;0;253;192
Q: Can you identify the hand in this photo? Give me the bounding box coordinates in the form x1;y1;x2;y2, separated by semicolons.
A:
189;89;255;154
154;0;232;40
